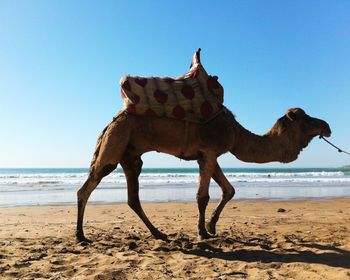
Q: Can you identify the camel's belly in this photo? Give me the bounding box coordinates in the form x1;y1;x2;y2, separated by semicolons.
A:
126;110;232;159
128;116;202;159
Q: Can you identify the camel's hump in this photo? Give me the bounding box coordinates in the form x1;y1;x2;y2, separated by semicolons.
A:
119;49;224;123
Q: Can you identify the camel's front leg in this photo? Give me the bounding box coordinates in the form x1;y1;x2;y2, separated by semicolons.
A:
121;154;167;241
206;163;235;235
197;154;217;240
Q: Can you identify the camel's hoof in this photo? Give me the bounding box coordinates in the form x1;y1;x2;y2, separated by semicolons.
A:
76;234;92;244
198;231;215;241
154;231;168;241
206;222;216;235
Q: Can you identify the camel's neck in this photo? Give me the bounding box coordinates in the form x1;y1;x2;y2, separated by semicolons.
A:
231;120;301;164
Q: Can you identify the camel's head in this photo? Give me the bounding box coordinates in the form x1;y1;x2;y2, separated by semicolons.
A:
265;108;331;163
269;108;331;150
284;108;331;138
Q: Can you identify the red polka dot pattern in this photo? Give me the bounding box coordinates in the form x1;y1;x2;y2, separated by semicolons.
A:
172;105;186;119
154;90;168;104
201;101;213;119
181;85;195;99
135;77;148;87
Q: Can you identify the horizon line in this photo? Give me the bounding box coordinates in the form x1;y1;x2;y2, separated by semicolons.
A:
0;166;347;169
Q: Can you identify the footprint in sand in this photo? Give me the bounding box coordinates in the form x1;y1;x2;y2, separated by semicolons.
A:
94;269;127;280
50;258;65;265
50;265;72;272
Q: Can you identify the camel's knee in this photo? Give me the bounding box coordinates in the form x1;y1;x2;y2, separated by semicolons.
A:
77;184;88;201
77;176;100;201
224;186;235;201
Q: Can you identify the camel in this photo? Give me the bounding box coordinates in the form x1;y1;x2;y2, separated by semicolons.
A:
76;107;331;242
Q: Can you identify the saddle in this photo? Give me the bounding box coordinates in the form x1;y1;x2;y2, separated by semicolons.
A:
120;48;224;123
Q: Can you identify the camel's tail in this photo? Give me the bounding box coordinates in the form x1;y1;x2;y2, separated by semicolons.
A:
88;112;125;174
88;124;110;173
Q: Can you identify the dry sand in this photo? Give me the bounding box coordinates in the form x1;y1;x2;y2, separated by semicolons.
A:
0;199;350;279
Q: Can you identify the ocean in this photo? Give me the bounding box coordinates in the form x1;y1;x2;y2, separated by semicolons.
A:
1;168;350;207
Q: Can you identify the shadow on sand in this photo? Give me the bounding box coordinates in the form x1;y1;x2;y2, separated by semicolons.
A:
87;229;350;270
180;242;350;269
149;234;350;269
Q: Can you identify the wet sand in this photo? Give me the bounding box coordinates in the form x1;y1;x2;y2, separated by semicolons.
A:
0;199;350;279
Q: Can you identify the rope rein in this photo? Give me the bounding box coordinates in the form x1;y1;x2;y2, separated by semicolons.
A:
319;136;350;156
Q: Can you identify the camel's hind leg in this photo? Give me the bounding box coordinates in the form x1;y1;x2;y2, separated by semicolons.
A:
206;163;235;235
76;175;102;243
76;114;131;243
76;164;117;243
121;153;167;240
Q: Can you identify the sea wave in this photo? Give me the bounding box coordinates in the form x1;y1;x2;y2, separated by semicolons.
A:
0;170;344;179
1;169;350;205
0;171;349;190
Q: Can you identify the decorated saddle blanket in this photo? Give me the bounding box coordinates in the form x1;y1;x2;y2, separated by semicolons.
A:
120;48;224;123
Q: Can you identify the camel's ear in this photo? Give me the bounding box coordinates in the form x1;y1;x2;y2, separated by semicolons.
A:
286;111;297;121
286;108;305;121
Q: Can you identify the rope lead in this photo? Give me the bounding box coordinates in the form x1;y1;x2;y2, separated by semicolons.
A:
319;136;350;156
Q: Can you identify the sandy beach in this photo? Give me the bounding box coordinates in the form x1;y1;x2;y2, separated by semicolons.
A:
0;199;349;279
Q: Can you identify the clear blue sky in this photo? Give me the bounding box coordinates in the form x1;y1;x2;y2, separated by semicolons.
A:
1;0;349;168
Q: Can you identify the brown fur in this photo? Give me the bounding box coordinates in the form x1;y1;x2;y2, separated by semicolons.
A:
76;107;331;243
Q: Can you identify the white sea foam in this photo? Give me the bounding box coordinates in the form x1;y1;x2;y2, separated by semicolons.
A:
1;169;350;206
0;171;349;189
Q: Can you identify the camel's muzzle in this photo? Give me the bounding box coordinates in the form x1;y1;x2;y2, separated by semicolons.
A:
308;117;331;138
318;120;331;138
